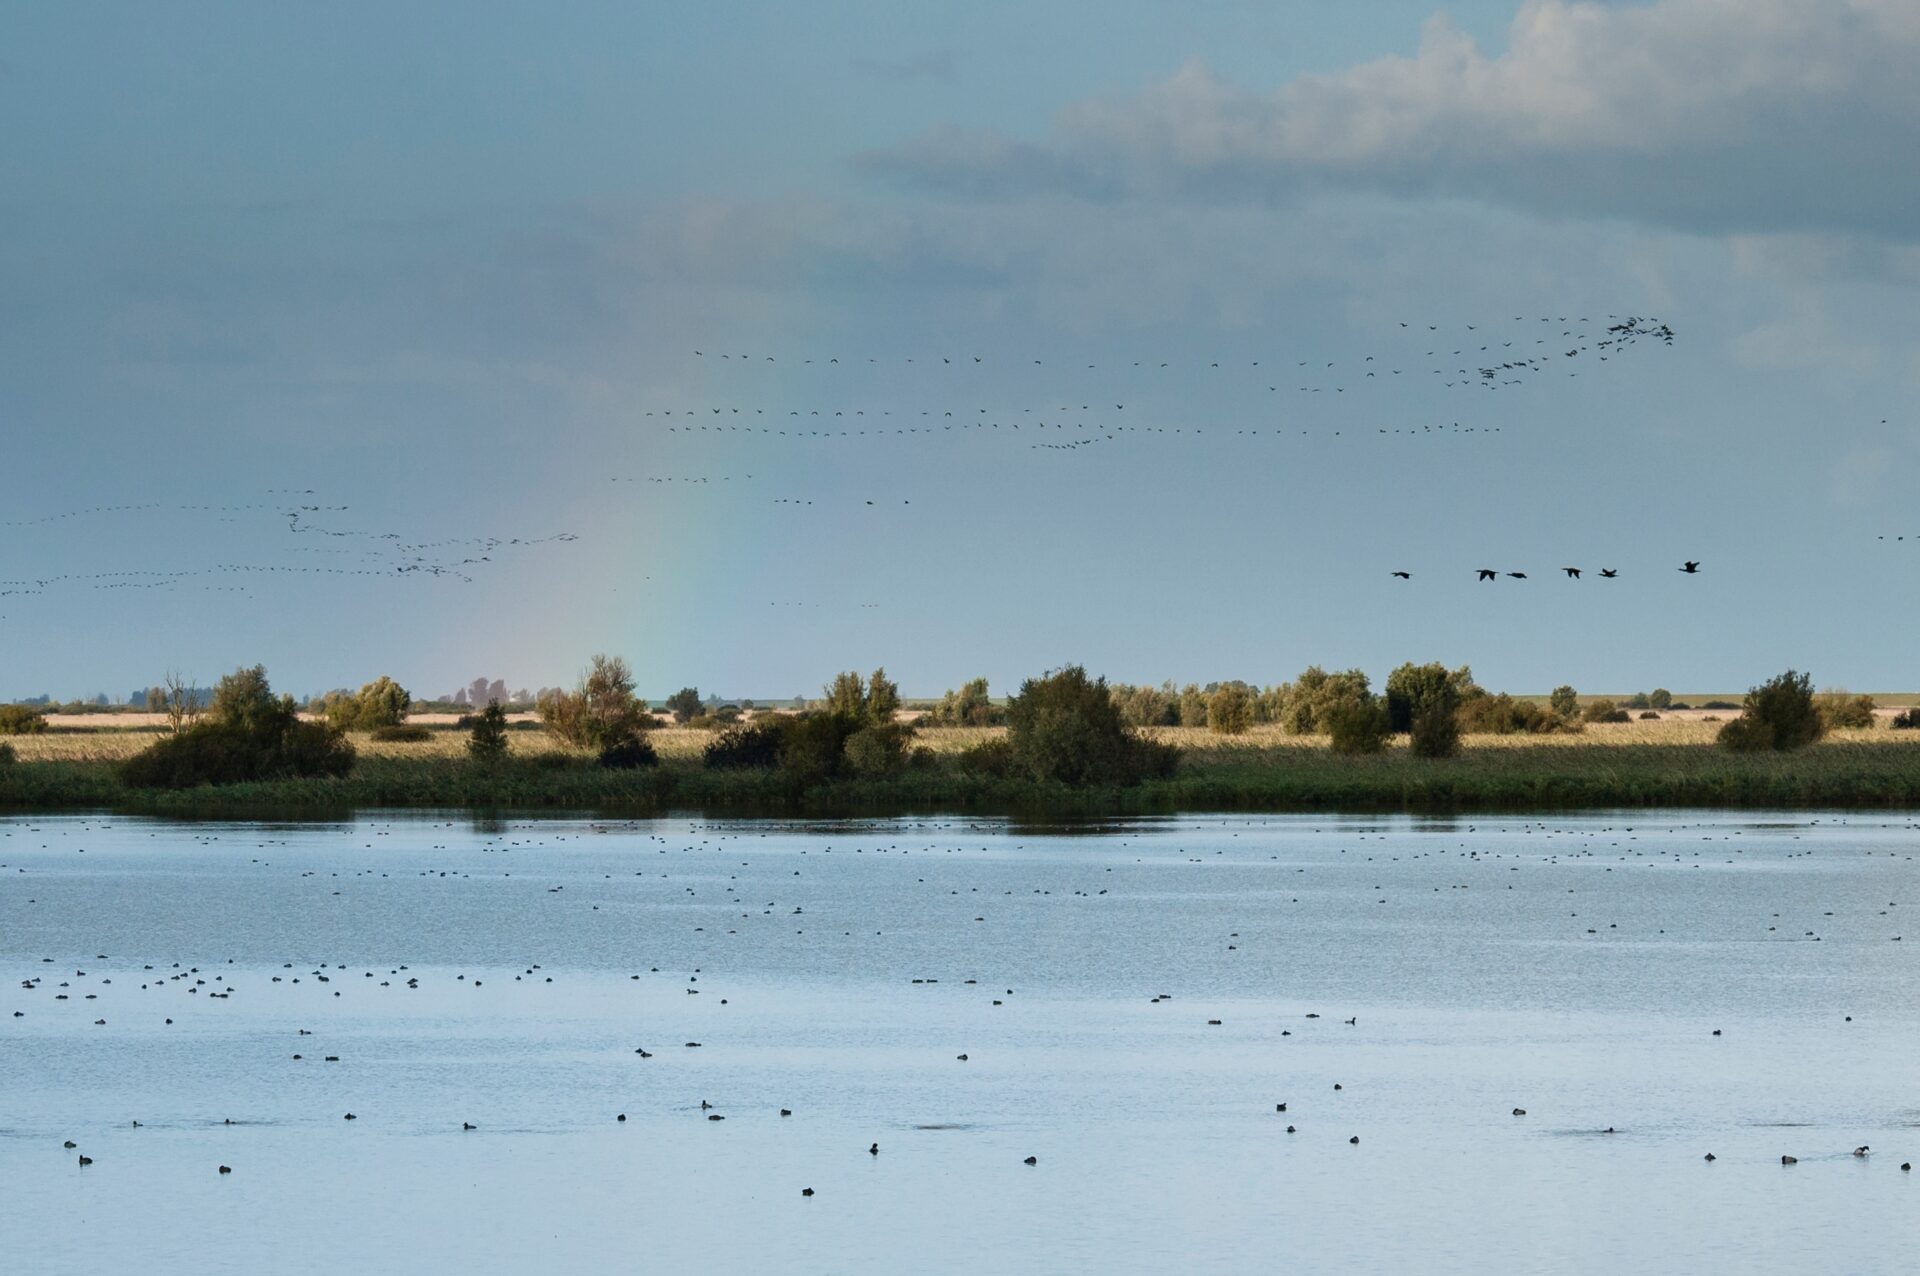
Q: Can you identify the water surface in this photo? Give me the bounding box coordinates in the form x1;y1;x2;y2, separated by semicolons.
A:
4;811;1918;1272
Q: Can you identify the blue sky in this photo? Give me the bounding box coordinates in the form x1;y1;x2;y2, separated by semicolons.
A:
4;1;1918;701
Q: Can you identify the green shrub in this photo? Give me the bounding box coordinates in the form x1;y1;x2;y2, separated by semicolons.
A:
822;669;901;725
1816;691;1876;730
1582;699;1629;724
1176;684;1209;728
1891;708;1920;730
1006;665;1180;786
1639;711;1660;720
665;687;703;724
468;703;510;767
1549;685;1579;719
1701;700;1740;711
1627;692;1652;710
1649;688;1673;710
1325;698;1391;755
957;737;1015;777
927;678;1001;726
1385;663;1474;734
1206;683;1255;735
1109;682;1179;727
121;665;357;789
1273;667;1373;734
776;712;864;782
1717;670;1825;753
705;721;787;769
323;676;411;731
597;736;659;769
844;723;913;777
0;704;50;735
1461;693;1577;735
370;723;431;742
1409;701;1462;758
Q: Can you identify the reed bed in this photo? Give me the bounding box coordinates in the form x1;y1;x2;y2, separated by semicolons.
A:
4;718;1919;816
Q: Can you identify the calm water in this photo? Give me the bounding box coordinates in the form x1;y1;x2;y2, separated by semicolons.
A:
4;811;1919;1273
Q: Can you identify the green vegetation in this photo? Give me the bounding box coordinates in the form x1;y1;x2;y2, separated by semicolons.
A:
1206;683;1255;735
320;677;412;731
664;687;703;724
925;678;1002;726
1549;685;1579;719
369;724;433;743
1004;665;1179;786
1719;670;1826;752
539;655;651;751
0;742;14;767
1325;695;1391;755
1816;691;1877;731
120;665;354;789
0;705;49;735
467;703;510;767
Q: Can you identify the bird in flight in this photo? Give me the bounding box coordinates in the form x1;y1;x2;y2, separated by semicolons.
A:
1477;569;1498;581
1391;571;1411;580
1562;567;1581;579
1507;572;1528;579
1680;561;1700;574
1598;569;1618;578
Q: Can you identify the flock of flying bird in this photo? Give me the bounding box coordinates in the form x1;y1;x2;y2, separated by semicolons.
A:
1394;562;1703;582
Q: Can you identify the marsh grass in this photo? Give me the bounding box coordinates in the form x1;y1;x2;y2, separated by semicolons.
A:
3;720;1918;815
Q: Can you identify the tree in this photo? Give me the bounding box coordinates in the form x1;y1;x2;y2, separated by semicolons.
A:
1718;670;1825;752
1177;683;1208;727
929;678;996;727
122;665;354;789
1549;685;1579;719
1649;688;1673;710
209;665;290;735
1005;665;1180;786
468;702;510;767
1206;683;1254;735
541;654;649;749
1326;695;1391;754
822;672;867;719
324;676;411;732
1275;667;1373;734
665;687;703;724
144;686;166;713
1409;697;1462;758
1385;662;1473;735
865;667;900;724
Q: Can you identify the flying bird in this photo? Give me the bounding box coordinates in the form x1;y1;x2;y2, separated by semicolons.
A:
1680;561;1701;574
1507;572;1528;579
1391;571;1411;580
1562;568;1581;579
1598;569;1618;578
1477;569;1498;581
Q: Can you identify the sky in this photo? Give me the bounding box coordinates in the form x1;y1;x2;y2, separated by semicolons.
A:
4;0;1919;702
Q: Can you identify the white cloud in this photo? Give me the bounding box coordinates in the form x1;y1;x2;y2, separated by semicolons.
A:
862;0;1920;239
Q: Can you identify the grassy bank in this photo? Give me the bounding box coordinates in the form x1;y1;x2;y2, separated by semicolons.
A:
5;722;1920;816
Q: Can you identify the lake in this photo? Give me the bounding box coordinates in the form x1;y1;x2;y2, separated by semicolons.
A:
4;811;1918;1273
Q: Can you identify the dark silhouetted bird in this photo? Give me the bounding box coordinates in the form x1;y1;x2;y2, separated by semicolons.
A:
1391;571;1411;580
1599;569;1618;578
1477;569;1498;581
1680;561;1700;574
1562;568;1581;579
1507;572;1528;579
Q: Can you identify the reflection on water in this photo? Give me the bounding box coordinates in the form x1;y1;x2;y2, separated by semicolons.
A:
4;810;1918;1273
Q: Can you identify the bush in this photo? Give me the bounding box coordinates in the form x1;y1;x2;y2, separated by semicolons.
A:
370;724;432;742
704;721;787;770
1717;670;1825;753
542;655;650;749
1385;663;1475;734
0;741;14;766
1461;693;1577;735
1549;685;1579;719
0;704;50;735
1701;700;1740;711
1627;692;1652;710
823;669;901;725
1638;711;1660;720
1206;683;1255;735
665;687;703;724
1891;708;1920;730
1006;665;1180;786
1409;701;1462;758
1582;699;1630;724
1176;684;1209;728
1273;667;1373;734
958;737;1015;777
468;703;510;766
1325;697;1391;755
1109;682;1179;728
597;736;659;769
1816;691;1877;730
1649;688;1673;710
928;678;1001;727
121;665;357;789
844;723;913;777
322;676;411;731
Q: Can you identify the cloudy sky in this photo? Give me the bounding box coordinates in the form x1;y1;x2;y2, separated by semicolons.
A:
4;0;1917;701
